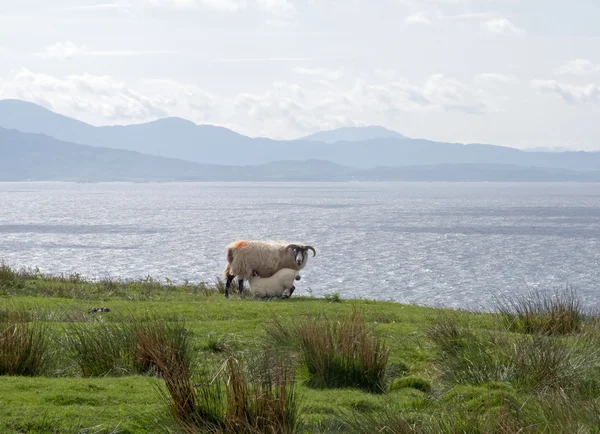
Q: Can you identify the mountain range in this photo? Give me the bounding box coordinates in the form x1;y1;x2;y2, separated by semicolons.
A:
0;98;599;182
3;127;599;182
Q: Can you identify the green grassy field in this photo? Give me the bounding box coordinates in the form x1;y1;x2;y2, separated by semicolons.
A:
1;263;600;433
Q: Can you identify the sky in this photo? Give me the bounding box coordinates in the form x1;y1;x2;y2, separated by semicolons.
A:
0;0;599;150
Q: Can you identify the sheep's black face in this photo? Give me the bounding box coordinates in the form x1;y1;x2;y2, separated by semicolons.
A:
294;250;303;266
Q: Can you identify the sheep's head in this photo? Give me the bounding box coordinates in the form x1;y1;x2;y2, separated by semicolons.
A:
286;244;316;267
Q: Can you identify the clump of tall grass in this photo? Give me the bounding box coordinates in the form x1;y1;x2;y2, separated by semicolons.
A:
224;355;301;434
158;352;302;434
0;262;18;287
133;318;194;376
296;306;390;393
66;319;135;377
495;285;585;335
0;307;52;376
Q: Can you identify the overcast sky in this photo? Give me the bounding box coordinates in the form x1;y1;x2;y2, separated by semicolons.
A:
1;0;599;150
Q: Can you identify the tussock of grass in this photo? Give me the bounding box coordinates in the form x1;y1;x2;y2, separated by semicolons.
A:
0;307;52;376
224;355;301;434
66;319;135;377
296;306;390;393
159;353;302;434
133;318;194;376
205;333;236;354
391;376;432;393
496;285;585;335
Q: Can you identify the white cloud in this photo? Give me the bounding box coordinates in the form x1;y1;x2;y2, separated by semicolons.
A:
196;0;245;12
233;73;488;137
37;41;81;60
556;59;600;76
256;0;295;17
212;57;310;63
0;68;214;124
35;41;179;59
265;18;296;27
475;73;520;85
146;0;197;7
293;67;343;81
0;67;489;138
66;0;292;14
532;79;600;104
423;74;487;114
483;18;525;34
403;11;431;25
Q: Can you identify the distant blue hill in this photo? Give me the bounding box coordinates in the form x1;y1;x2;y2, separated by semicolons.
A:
300;125;405;143
2;127;600;182
1;98;599;172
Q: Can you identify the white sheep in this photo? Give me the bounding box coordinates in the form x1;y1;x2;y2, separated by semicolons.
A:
222;240;316;298
249;268;301;299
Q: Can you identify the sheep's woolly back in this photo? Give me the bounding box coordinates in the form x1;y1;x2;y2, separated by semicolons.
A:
249;268;299;298
223;240;309;281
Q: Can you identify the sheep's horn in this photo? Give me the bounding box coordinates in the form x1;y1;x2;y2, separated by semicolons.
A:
286;244;302;252
304;246;316;257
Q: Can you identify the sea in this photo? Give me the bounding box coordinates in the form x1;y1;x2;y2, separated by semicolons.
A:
1;181;599;311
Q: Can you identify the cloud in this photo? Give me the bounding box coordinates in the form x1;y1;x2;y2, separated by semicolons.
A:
0;68;218;124
233;73;488;137
37;41;81;60
532;79;600;104
293;67;343;81
423;74;487;114
556;59;600;76
35;41;179;60
69;0;294;15
146;0;198;7
196;0;245;11
403;11;431;25
483;18;525;34
256;0;295;17
212;57;310;63
475;73;520;85
0;67;489;138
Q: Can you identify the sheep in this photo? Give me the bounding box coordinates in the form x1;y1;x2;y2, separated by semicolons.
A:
222;240;316;298
249;268;301;299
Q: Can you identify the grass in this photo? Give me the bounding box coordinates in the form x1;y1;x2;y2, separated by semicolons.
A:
295;307;390;393
0;306;52;376
2;263;600;433
0;261;221;301
495;285;586;335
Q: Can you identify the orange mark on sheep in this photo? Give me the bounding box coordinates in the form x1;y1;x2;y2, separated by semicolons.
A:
232;240;249;249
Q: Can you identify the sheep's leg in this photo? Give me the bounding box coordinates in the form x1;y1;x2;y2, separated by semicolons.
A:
225;274;235;298
238;278;245;297
288;285;295;296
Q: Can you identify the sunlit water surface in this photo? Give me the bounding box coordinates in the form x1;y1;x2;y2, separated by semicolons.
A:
1;182;599;311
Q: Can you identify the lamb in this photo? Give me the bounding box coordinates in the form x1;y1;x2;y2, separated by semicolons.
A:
222;240;316;298
249;268;301;299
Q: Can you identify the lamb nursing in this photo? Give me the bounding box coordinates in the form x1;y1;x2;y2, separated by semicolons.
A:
248;268;301;299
